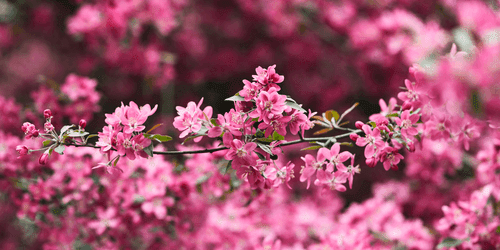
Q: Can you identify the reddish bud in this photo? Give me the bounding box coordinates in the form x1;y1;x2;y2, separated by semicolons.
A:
355;121;364;129
402;102;412;111
407;141;415;152
32;130;40;138
79;119;87;129
39;153;49;165
388;132;394;138
349;133;359;141
16;145;29;157
366;157;377;168
44;109;52;119
21;122;31;134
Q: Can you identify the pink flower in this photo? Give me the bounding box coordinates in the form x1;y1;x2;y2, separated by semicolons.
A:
300;151;327;189
314;170;348;192
249;88;287;123
252;65;284;90
16;145;29;158
88;207;120;235
394;110;420;138
173;98;213;141
120;101;158;134
324;143;352;171
336;154;360;189
258;115;291;138
380;146;404;171
356;124;385;158
224;139;258;167
397;79;422;108
239;80;262;101
287;108;308;135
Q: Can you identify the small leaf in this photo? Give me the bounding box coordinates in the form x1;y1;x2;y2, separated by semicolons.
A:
146;134;172;142
272;131;284;141
86;134;98;140
311;115;324;121
368;121;377;128
301;145;322;151
54;145;65;155
113;156;120;166
325;110;340;123
386;113;399;118
313;128;332;135
257;143;273;155
256;137;273;143
60;125;74;135
255;151;266;161
224;160;232;174
42;140;53;147
285;101;306;113
437;237;467;249
225;95;245;102
340;142;353;147
182;135;203;144
146;123;163;134
143;143;154;158
368;230;390;243
67;130;90;137
338;121;349;127
210;118;218;126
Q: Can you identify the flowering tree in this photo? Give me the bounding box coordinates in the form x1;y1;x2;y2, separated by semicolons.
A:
1;0;500;249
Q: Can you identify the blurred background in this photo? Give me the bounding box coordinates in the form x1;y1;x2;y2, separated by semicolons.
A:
0;0;498;248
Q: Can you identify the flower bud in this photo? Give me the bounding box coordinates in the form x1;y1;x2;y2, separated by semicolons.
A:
349;133;359;141
388;132;394;138
44;109;52;119
21;122;32;134
366;157;377;168
44;122;54;132
407;141;415;152
402;102;412;111
355;121;364;129
79;119;87;129
16;145;29;157
32;129;40;138
39;153;49;165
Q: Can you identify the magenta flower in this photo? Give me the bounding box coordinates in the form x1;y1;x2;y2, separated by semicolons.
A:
397;79;421;107
258;115;291;138
299;150;328;189
173;98;213;141
356;124;385;158
324;143;352;171
239;79;262;101
250;88;287;123
314;170;348;192
380;146;404;171
395;110;420;138
287;108;308;135
88;207;120;235
120;101;158;134
252;64;284;90
224;139;257;167
336;154;360;189
207;113;242;146
16;145;29;158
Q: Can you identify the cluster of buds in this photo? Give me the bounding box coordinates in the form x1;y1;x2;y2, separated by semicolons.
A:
17;108;89;165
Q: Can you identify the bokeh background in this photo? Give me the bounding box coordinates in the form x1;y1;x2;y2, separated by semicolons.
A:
1;0;500;249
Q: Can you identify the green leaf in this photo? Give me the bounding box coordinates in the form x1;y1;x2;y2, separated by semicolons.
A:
145;134;172;142
255;151;266;161
386;113;399;118
256;137;273;143
313;128;332;135
285;101;306;113
272;131;284;141
86;134;98;140
368;121;377;128
225;95;245;102
224;160;232;174
257;144;273;155
54;145;65;155
113;156;120;166
368;229;390;243
66;130;90;137
210;118;218;126
146;123;163;134
325;110;339;123
182;135;203;144
300;145;322;151
339;142;353;147
143;143;154;158
42;140;53;147
60;125;74;135
436;237;467;249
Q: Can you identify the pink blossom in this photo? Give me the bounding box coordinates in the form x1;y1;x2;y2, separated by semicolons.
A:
224;139;257;167
249;88;287;123
300;151;327;189
336;154;360;189
252;64;284;90
120;101;158;134
356;124;384;158
314;170;348;192
380;146;404;171
394;110;420;138
88;207;120;235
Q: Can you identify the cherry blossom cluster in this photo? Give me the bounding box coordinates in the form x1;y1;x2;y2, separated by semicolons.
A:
173;65;312;189
95;101;158;171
